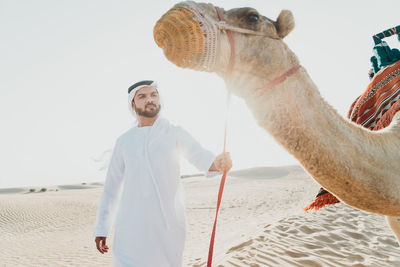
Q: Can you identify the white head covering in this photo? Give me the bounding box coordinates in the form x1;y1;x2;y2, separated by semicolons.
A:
127;80;158;118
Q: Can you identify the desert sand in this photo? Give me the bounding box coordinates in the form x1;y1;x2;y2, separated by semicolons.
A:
0;166;399;267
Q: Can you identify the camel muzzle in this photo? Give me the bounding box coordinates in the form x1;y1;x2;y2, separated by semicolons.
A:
153;1;219;72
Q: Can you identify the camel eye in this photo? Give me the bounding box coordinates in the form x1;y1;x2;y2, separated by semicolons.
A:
245;13;259;24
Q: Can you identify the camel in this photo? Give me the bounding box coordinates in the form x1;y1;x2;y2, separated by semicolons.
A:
153;1;400;243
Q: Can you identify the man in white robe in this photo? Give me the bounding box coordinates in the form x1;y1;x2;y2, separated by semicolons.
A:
94;80;232;267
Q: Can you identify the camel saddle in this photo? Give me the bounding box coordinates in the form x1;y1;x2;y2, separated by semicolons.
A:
305;59;400;212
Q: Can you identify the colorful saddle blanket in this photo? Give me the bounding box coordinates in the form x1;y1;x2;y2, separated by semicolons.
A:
305;60;400;211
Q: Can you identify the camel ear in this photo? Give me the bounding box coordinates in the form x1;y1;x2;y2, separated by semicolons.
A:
276;10;295;38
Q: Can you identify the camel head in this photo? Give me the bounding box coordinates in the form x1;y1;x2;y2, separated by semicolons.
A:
154;1;298;96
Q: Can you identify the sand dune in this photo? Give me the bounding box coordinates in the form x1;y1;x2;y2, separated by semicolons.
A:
0;166;398;266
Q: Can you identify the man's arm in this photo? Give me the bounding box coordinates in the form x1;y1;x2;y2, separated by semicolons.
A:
177;126;232;173
177;126;216;172
94;138;125;254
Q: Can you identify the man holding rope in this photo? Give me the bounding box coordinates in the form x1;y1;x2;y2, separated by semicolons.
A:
93;80;232;266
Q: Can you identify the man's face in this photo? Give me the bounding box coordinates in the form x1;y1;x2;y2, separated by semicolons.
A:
132;86;161;118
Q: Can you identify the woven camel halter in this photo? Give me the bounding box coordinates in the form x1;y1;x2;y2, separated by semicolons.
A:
206;7;302;267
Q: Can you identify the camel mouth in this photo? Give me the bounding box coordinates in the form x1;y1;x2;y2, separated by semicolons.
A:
153;1;218;72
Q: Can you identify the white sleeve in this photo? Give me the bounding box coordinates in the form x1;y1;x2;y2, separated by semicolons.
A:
93;138;125;237
177;126;216;173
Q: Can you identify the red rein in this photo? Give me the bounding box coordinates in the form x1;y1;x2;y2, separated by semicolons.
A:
206;7;301;267
206;8;231;267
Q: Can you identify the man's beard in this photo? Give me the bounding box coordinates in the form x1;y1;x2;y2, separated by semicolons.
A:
135;103;161;118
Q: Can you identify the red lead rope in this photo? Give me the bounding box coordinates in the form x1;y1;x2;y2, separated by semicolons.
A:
206;7;233;267
206;91;230;267
207;7;301;267
206;171;228;266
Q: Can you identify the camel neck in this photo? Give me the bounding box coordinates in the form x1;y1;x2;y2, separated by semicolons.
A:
243;66;400;214
244;69;365;197
249;70;350;171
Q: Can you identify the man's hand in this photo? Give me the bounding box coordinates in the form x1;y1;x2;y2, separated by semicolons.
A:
95;236;109;254
210;152;232;172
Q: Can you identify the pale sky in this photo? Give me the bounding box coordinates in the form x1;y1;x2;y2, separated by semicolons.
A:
1;0;399;188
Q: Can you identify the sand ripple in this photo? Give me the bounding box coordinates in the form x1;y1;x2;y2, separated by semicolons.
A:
0;189;113;267
218;204;400;267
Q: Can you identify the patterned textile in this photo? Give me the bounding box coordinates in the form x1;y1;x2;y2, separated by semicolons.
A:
305;60;400;212
374;100;400;130
350;60;400;129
